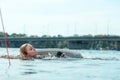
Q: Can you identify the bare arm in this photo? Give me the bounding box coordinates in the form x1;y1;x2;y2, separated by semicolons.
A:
0;55;20;59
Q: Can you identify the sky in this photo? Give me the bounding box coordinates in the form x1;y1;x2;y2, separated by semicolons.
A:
0;0;120;37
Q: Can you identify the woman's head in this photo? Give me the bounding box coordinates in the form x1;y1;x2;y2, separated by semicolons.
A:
20;43;38;58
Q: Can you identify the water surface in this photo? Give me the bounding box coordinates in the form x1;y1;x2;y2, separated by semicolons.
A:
0;48;120;80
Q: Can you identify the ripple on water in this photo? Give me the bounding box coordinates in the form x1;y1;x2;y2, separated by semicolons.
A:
21;71;37;75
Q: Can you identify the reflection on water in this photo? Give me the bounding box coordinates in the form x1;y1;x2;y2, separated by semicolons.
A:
22;71;37;75
20;63;37;75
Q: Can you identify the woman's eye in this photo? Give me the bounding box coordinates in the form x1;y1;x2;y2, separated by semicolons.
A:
30;47;32;50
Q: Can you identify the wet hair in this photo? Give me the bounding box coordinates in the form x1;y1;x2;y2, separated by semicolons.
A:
20;43;28;57
56;51;64;58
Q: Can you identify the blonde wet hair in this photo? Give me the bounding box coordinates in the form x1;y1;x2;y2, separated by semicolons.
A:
20;43;29;57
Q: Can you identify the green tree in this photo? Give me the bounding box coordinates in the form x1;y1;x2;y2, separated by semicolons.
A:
10;33;26;37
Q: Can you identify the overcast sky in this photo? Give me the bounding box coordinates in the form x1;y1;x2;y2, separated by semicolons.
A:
0;0;120;36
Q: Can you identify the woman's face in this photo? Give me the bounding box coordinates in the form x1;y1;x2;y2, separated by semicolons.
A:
25;44;38;57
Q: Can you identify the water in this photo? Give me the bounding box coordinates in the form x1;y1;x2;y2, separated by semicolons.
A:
0;48;120;80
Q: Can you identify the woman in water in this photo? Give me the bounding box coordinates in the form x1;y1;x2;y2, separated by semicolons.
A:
0;43;83;59
0;43;40;59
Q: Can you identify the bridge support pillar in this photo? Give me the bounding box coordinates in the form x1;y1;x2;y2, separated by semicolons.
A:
116;41;120;50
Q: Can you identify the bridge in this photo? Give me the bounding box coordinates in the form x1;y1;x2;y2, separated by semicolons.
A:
0;37;120;50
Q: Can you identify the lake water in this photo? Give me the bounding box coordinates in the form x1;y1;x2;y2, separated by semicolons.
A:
0;48;120;80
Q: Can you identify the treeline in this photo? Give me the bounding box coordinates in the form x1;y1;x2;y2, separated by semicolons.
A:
0;32;64;38
0;32;120;38
0;32;26;38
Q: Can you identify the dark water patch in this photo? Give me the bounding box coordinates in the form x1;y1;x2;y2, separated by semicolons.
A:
21;71;37;75
21;68;37;75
